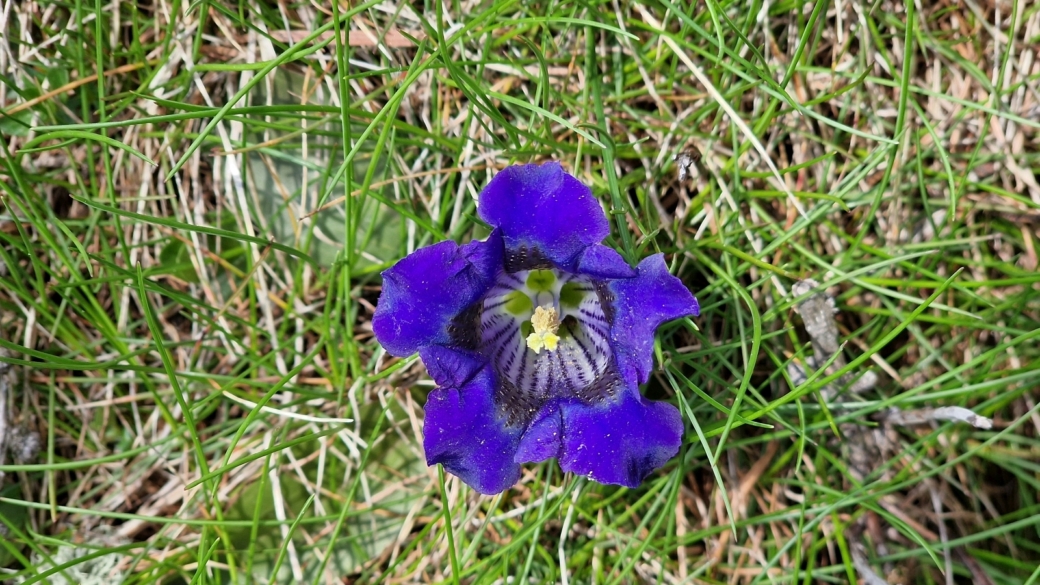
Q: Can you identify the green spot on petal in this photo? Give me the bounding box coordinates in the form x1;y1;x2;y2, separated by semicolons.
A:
526;269;555;291
504;290;532;315
559;282;586;308
520;320;533;338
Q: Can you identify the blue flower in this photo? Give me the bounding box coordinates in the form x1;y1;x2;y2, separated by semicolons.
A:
373;162;700;494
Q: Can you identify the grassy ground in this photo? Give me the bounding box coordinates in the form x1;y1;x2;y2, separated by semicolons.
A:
1;0;1039;583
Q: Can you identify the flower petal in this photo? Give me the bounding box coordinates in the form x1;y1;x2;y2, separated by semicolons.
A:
478;162;609;268
608;254;699;384
576;244;637;279
419;345;486;388
373;231;503;357
423;365;522;495
558;391;683;488
515;406;563;463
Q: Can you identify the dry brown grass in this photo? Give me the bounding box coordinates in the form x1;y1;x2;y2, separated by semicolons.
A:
1;0;1038;582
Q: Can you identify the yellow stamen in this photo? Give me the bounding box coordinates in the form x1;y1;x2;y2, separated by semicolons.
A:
526;305;560;354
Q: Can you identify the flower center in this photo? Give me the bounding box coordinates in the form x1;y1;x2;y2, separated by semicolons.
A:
526;305;560;353
479;267;619;425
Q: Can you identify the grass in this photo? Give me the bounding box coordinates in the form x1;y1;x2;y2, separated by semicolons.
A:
1;0;1039;583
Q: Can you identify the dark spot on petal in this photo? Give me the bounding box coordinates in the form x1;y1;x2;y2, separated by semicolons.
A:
570;366;622;404
504;244;554;272
595;281;616;325
447;301;482;350
497;376;547;427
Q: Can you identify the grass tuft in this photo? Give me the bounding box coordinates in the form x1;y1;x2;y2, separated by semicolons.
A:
1;0;1039;583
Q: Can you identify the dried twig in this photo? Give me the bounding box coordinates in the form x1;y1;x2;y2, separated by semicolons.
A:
850;541;892;585
4;63;150;116
792;279;856;397
0;350;41;484
885;406;994;430
268;29;425;48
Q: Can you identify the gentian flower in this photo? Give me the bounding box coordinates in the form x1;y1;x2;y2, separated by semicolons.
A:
373;162;700;494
